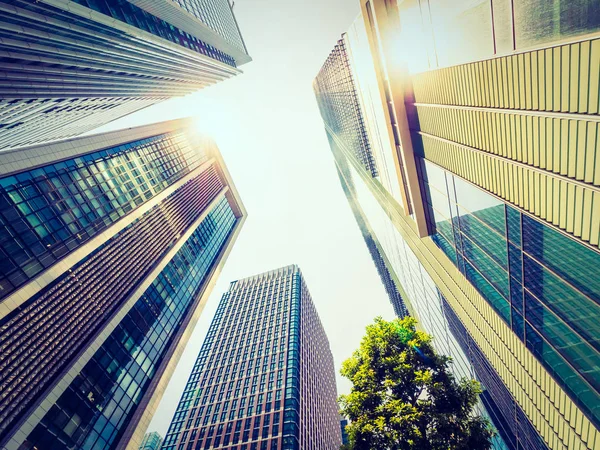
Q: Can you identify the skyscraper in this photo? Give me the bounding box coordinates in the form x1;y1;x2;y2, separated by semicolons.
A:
161;265;341;450
139;431;163;450
0;0;251;151
0;118;247;450
315;2;600;450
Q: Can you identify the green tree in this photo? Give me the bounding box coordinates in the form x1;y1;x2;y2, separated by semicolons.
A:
339;316;495;450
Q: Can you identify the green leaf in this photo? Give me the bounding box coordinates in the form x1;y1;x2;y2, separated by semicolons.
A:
339;317;495;450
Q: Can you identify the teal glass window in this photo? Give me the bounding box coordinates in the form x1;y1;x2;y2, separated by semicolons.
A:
522;215;600;304
420;157;600;430
459;213;508;270
523;256;600;353
506;206;522;247
452;175;506;237
525;322;600;426
0;132;204;299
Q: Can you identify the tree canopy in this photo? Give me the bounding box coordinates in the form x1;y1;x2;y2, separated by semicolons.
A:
339;316;495;450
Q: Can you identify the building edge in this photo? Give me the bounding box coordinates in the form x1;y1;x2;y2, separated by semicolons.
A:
0;118;248;450
332;126;599;450
120;213;247;450
119;118;248;449
127;0;252;65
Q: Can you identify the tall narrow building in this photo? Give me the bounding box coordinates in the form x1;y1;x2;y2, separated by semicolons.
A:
0;118;247;450
315;2;600;450
139;432;163;450
161;265;341;450
0;0;251;151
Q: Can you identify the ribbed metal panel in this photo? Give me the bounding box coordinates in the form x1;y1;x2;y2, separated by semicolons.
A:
414;132;600;247
410;36;600;251
412;39;600;114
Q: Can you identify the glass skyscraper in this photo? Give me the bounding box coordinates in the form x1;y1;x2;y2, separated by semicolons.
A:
161;265;341;450
315;1;600;450
0;0;251;151
0;118;247;450
140;431;163;450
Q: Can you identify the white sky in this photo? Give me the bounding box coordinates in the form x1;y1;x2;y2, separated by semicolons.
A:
94;0;396;436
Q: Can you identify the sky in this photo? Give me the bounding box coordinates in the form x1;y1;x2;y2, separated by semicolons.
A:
95;0;396;436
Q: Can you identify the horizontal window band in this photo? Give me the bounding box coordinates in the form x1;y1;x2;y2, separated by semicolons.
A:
415;131;600;250
0;167;224;441
412;107;600;187
412;38;600;116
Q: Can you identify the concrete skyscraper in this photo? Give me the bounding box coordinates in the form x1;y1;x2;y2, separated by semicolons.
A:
0;0;251;151
0;118;247;450
161;265;341;450
315;2;600;450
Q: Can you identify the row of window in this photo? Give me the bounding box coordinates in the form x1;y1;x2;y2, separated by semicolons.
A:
0;167;223;445
0;132;202;299
420;158;600;429
166;274;298;449
173;0;246;53
20;198;237;450
71;0;237;66
281;275;301;450
166;402;284;449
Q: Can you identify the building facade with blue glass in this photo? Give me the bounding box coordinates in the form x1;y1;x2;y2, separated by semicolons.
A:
140;431;163;450
0;118;247;450
0;0;251;151
161;265;341;450
315;2;600;449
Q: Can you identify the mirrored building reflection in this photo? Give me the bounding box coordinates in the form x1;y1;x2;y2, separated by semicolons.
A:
139;431;163;450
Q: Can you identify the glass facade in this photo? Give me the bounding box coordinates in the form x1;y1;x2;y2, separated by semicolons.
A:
0;0;246;151
19;198;237;450
171;0;247;53
345;16;404;204
0;132;205;300
281;273;300;450
316;1;600;448
334;142;535;450
335;161;408;318
70;0;236;67
140;431;164;450
393;0;600;73
441;295;549;450
313;39;378;177
0;97;158;152
0;165;224;443
161;266;340;450
418;158;600;429
513;0;600;49
162;268;295;450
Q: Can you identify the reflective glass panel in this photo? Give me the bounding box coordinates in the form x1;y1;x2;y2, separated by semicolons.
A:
21;199;236;450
